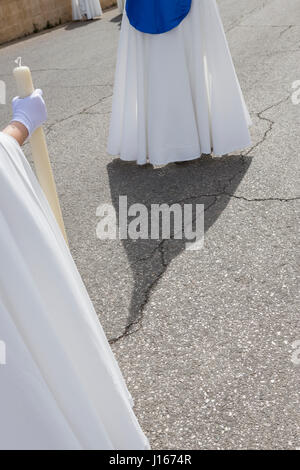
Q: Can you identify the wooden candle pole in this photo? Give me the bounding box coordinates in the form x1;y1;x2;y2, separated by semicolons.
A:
13;61;68;245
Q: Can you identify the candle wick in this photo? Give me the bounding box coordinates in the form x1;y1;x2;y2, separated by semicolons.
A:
14;57;22;68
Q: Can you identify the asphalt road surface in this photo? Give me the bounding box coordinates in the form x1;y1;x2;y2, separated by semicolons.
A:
0;0;299;450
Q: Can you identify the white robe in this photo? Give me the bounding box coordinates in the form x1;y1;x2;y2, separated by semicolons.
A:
117;0;125;13
72;0;102;20
108;0;252;165
0;132;149;450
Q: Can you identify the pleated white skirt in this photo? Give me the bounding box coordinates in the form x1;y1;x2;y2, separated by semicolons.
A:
72;0;102;20
0;133;149;450
108;0;252;165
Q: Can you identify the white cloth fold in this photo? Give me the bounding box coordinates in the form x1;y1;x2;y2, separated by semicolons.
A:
72;0;102;20
108;0;252;165
0;132;149;450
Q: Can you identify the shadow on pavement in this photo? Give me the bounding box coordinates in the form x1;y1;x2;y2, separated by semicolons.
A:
107;154;251;338
110;14;123;24
65;19;101;31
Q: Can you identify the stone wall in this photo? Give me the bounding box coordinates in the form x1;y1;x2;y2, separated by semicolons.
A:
101;0;117;9
0;0;117;45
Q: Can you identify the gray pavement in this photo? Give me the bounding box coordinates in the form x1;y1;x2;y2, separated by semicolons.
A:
0;0;299;450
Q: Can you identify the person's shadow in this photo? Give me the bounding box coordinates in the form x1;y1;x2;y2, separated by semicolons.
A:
107;154;251;341
110;13;123;29
65;19;101;31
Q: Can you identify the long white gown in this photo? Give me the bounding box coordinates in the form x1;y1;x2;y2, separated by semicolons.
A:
72;0;102;20
0;132;149;450
108;0;252;165
117;0;125;13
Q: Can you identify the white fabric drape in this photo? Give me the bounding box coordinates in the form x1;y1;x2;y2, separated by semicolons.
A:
117;0;125;13
0;132;149;450
72;0;102;20
108;0;252;165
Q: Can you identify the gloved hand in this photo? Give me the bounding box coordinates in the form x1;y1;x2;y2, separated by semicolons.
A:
11;89;47;137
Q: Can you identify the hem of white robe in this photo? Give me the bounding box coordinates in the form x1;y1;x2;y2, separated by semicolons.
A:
108;132;252;166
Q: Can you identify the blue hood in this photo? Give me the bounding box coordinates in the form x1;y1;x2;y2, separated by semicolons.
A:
126;0;192;35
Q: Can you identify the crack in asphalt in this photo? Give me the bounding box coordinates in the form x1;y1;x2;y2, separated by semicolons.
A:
225;0;272;34
224;194;299;203
279;24;295;38
44;92;113;136
45;84;112;89
0;67;90;79
245;94;291;157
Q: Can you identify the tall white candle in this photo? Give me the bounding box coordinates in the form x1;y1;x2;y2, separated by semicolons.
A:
13;64;68;245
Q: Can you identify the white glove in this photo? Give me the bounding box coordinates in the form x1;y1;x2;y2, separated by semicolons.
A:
11;89;47;137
